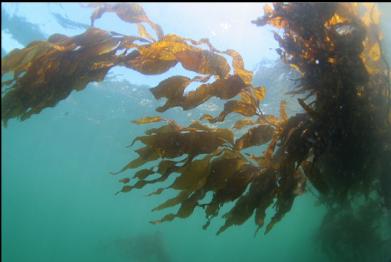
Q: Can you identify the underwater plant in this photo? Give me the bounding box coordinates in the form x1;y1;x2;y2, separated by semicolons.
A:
2;2;390;247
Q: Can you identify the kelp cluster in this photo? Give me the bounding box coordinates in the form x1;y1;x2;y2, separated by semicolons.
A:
253;3;391;205
1;3;390;238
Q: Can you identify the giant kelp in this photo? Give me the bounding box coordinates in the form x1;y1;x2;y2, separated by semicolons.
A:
253;3;391;205
1;2;391;240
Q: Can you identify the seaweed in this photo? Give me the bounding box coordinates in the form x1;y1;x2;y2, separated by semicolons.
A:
2;2;391;241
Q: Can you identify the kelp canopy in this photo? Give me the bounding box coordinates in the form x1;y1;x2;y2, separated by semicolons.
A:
1;3;390;236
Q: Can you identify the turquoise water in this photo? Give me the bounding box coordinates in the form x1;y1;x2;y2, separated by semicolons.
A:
2;3;391;262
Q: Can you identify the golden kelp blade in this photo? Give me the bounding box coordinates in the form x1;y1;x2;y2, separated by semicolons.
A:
199;85;266;124
201;99;258;123
176;49;230;78
121;33;251;79
233;118;256;129
151;75;248;112
224;49;253;85
234;125;275;150
88;3;164;40
132;116;165;125
170;156;213;191
359;3;387;75
137;23;156;42
253;87;266;103
217;171;276;235
150;149;256;226
279;100;288;121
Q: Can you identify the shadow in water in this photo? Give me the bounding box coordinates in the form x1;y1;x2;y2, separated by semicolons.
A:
105;231;172;262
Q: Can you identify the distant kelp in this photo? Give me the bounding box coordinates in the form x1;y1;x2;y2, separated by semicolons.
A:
109;231;171;262
1;2;390;240
51;12;89;30
1;7;47;46
316;199;391;261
